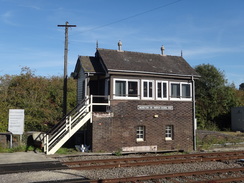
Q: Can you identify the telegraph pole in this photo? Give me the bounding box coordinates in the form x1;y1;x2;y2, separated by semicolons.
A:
57;21;76;117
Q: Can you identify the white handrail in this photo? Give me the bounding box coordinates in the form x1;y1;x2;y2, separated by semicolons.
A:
45;95;111;154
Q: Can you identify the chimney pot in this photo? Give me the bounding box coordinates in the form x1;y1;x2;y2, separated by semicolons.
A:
118;40;122;51
161;45;165;55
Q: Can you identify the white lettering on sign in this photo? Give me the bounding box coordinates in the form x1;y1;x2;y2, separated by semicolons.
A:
8;109;25;135
137;105;173;110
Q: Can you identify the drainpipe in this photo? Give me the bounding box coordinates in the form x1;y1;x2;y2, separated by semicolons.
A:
192;75;197;151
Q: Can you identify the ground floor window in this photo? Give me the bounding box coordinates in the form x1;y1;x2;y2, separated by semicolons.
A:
165;125;173;140
136;126;145;142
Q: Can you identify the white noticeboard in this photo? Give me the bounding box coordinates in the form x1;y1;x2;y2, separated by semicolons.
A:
8;109;25;135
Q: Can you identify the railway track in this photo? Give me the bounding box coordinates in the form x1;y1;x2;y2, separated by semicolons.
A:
32;167;244;183
2;151;244;182
63;151;244;170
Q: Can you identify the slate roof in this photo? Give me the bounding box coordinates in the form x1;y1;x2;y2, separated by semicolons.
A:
97;48;199;77
75;56;104;74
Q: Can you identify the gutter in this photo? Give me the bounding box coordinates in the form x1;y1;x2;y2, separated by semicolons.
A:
108;69;200;78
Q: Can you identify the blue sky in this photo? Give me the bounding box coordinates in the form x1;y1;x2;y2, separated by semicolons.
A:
1;0;243;88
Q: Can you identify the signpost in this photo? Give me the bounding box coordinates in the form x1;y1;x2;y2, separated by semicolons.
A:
8;109;25;147
8;109;25;135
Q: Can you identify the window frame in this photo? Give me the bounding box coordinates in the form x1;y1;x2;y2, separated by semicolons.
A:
136;126;145;142
113;78;140;99
141;80;154;100
170;82;192;101
165;125;173;141
156;80;168;100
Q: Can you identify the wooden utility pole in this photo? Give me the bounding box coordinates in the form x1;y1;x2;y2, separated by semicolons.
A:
57;21;76;117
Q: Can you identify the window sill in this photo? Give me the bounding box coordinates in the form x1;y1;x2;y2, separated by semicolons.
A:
165;138;173;141
136;140;145;142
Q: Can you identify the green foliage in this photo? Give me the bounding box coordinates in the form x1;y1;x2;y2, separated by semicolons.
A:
0;67;76;132
56;147;77;154
197;133;243;150
114;150;122;156
239;83;244;90
195;64;240;130
235;89;244;106
0;144;26;153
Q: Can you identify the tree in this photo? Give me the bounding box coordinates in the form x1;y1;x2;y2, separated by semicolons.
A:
195;64;239;130
239;83;244;90
0;68;76;132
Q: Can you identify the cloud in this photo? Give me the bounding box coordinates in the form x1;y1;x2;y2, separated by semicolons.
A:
1;11;18;26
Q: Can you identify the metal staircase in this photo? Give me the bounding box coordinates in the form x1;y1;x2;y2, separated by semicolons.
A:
43;97;92;155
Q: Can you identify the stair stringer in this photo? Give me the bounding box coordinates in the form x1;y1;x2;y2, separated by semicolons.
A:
46;111;91;155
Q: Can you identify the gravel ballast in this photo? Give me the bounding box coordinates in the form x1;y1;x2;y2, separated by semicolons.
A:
0;157;243;182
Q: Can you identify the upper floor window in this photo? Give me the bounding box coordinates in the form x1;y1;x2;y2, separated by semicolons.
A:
142;80;154;100
114;79;139;99
156;81;168;100
170;82;191;100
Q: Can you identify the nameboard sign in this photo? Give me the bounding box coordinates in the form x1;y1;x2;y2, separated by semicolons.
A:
8;109;25;135
137;105;173;110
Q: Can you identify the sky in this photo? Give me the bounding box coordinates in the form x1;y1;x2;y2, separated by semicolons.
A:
1;0;243;88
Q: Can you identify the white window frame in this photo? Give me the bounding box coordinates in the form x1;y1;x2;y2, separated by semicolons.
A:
165;125;173;140
136;126;145;142
170;82;192;101
141;80;154;100
156;81;168;100
113;78;140;99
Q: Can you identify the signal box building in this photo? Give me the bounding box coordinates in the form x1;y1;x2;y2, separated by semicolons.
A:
72;43;199;153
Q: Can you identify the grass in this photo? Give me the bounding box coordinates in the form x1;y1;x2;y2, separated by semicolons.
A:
55;147;77;154
197;131;244;150
0;145;26;153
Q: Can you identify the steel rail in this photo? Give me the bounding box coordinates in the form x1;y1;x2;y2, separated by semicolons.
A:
64;151;244;170
51;167;244;183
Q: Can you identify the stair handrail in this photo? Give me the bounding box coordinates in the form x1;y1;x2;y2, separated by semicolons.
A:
47;97;89;136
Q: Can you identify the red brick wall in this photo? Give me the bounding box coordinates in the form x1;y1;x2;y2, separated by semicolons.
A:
92;100;194;152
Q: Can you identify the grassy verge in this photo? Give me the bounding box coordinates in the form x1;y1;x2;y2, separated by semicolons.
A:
197;131;244;150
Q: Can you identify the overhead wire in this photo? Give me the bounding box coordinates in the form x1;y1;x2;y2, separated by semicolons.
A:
72;0;183;34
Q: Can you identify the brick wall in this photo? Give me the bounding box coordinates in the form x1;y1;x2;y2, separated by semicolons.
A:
92;100;194;152
0;134;8;148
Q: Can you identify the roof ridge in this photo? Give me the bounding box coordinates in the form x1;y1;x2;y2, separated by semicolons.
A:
97;48;180;57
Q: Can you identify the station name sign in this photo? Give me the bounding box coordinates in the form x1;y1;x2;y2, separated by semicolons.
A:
137;105;173;110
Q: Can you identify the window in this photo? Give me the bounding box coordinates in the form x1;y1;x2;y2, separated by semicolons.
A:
170;82;191;100
115;80;126;97
142;80;154;99
182;84;191;98
136;126;145;142
165;125;173;140
156;81;168;100
114;79;139;99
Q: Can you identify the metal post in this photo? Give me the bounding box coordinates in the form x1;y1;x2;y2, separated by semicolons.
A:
46;134;49;154
10;133;12;149
192;76;197;151
90;95;93;123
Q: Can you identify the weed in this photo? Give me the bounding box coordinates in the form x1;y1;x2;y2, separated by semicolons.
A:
56;148;77;154
114;150;122;156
